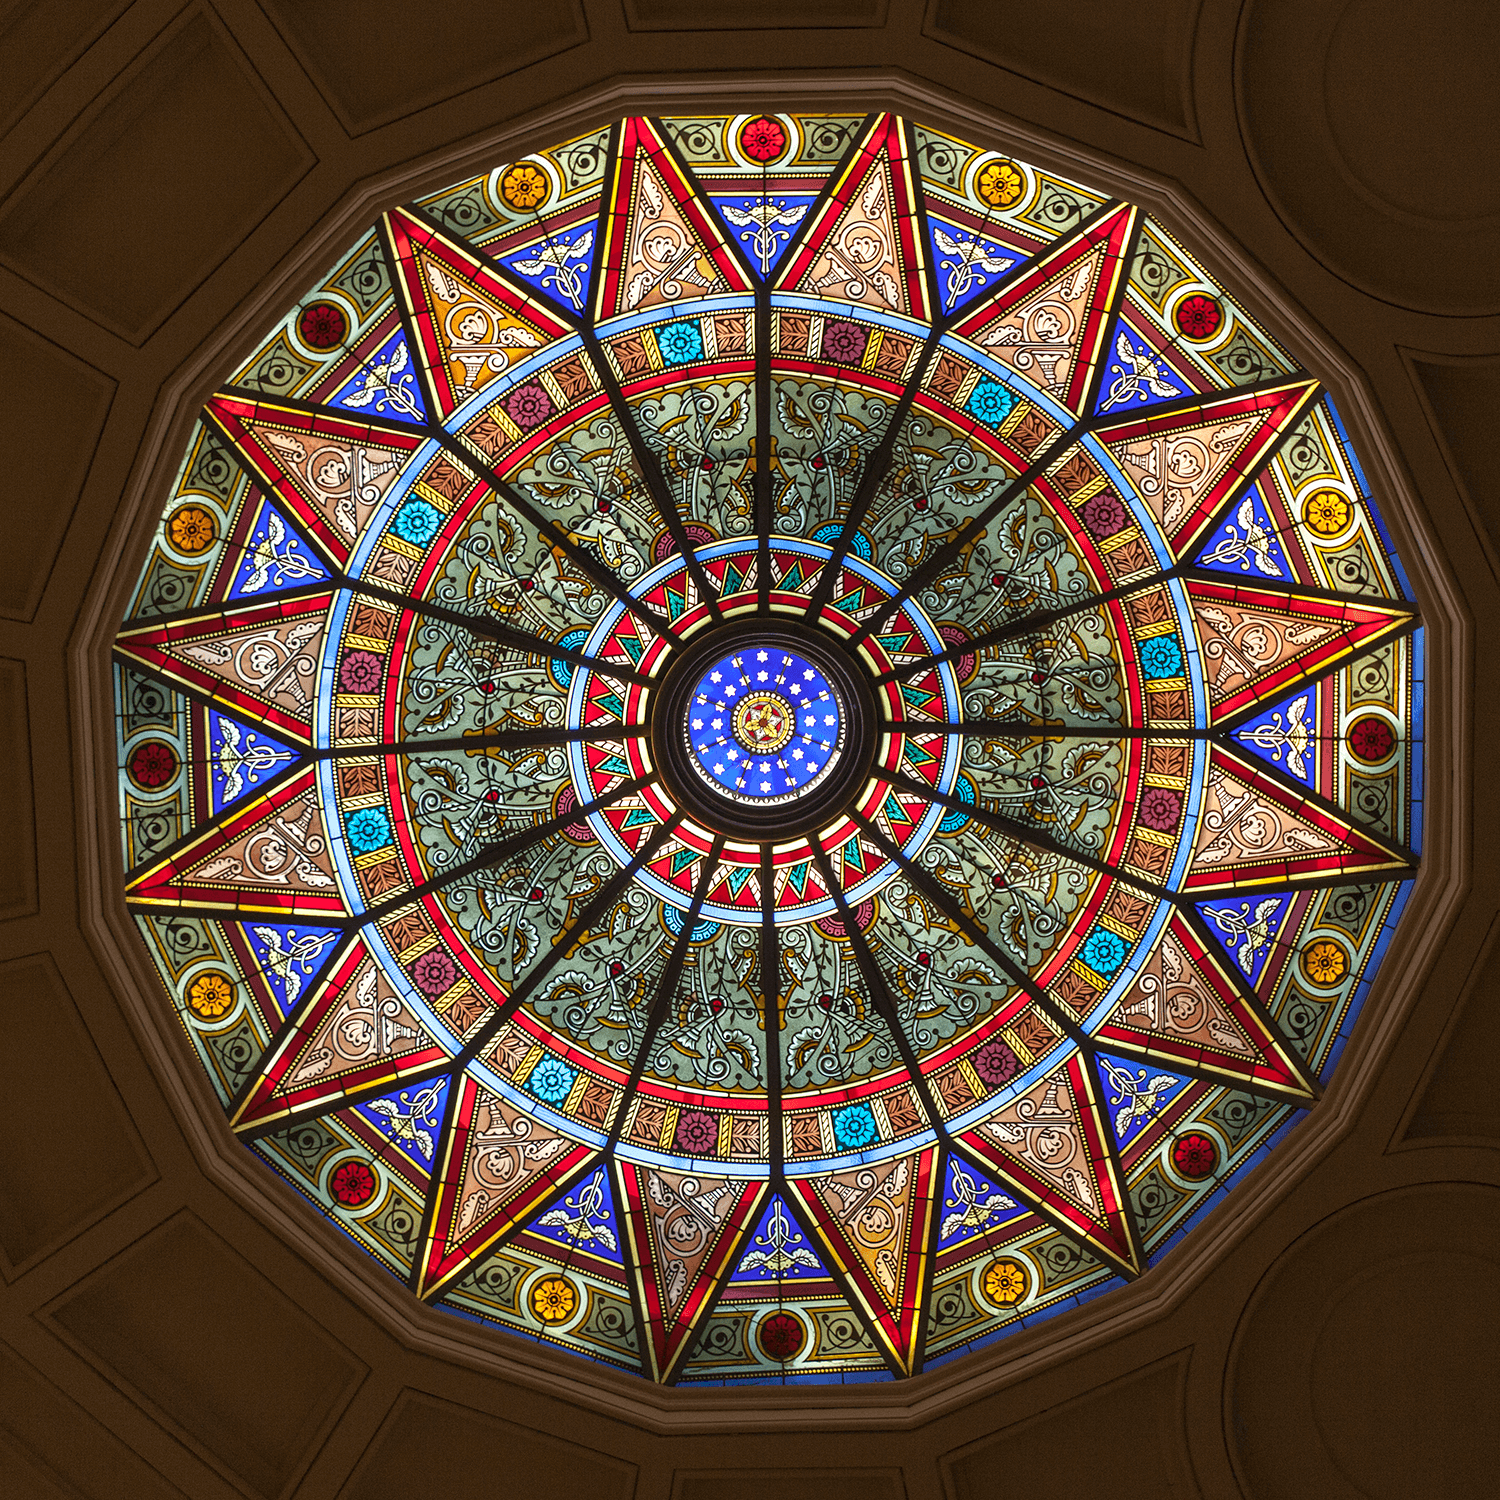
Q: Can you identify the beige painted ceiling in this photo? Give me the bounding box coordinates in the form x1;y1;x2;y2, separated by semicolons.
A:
0;2;1496;1497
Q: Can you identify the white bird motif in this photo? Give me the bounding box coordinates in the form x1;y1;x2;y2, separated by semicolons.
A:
510;231;594;311
251;925;338;1007
239;510;320;595
339;340;423;420
1099;1057;1180;1138
932;225;1015;308
1100;330;1183;410
718;199;809;275
1206;896;1286;975
1241;507;1283;574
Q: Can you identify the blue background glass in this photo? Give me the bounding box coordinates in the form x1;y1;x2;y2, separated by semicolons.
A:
686;646;843;804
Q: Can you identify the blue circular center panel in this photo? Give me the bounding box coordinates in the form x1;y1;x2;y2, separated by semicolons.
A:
684;646;847;806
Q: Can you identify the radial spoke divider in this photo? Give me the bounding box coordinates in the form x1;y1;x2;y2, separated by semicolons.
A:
801;328;944;621
360;775;652;924
431;425;685;654
345;571;654;688
844;420;1086;653
455;813;687;1069
759;842;783;1179
579;328;726;624
886;768;1170;905
604;837;726;1153
808;844;948;1136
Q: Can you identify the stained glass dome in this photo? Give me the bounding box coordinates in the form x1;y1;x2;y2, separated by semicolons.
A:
112;112;1422;1384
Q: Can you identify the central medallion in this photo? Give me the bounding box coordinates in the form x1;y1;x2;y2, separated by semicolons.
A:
568;536;967;923
652;616;881;842
686;646;842;805
731;689;795;755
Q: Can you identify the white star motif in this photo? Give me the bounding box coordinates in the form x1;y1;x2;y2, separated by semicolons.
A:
757;651;767;661
803;669;814;679
789;684;801;695
725;684;737;696
792;748;804;760
691;718;702;729
710;717;722;729
760;780;771;791
727;749;738;761
710;671;722;682
713;763;724;773
824;714;836;725
757;670;768;681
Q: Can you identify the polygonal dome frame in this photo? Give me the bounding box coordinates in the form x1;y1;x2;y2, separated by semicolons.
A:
76;74;1462;1425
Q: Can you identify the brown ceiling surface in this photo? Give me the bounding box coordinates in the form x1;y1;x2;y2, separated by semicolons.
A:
0;3;1495;1497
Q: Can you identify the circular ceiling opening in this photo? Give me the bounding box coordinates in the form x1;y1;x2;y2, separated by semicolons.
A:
654;619;876;839
111;109;1422;1386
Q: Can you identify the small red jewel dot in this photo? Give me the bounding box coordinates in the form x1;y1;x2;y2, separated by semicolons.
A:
520;578;534;591
701;457;714;472
991;573;1007;587
711;996;724;1014
609;961;625;978
1030;775;1046;789
914;496;930;511
598;500;611;514
818;992;834;1011
1031;671;1046;685
529;887;545;901
991;873;1007;888
480;680;496;693
916;952;931;967
484;790;500;802
811;454;826;469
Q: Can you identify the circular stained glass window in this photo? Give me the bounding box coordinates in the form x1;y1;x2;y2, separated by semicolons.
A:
113;111;1422;1384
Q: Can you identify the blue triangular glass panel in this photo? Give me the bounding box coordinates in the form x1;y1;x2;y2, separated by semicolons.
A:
524;1164;626;1269
925;211;1026;317
226;496;330;601
498;221;598;317
936;1152;1029;1253
1230;679;1324;789
1195;480;1294;582
1093;1051;1193;1151
349;1075;450;1170
1093;317;1189;418
729;1194;828;1284
206;709;302;814
240;920;342;1022
330;330;430;426
709;192;818;281
1195;893;1298;989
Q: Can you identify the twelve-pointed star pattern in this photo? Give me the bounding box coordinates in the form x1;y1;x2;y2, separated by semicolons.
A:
115;112;1421;1384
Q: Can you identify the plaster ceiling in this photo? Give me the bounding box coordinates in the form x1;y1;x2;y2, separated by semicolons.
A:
0;2;1495;1496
